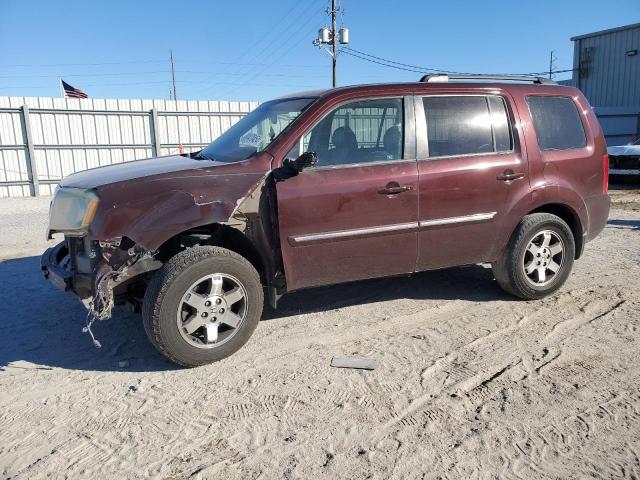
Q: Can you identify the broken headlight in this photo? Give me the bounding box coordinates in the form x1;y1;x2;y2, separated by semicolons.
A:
48;187;100;234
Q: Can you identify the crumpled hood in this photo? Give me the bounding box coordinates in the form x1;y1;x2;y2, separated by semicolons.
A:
70;152;273;250
607;145;640;156
60;155;228;189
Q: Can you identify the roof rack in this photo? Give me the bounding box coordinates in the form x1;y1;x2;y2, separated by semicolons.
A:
419;74;557;85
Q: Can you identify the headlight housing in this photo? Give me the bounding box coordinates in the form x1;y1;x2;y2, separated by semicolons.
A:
48;187;100;234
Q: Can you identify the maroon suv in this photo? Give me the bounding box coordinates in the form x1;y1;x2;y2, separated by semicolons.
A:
42;74;610;366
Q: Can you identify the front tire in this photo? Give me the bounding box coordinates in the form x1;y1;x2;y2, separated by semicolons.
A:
492;213;575;300
142;246;263;367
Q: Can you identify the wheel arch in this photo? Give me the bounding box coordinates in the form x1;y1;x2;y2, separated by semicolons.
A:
527;203;584;259
155;222;268;282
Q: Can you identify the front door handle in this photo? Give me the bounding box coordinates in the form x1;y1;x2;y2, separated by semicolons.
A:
378;182;413;195
496;169;525;182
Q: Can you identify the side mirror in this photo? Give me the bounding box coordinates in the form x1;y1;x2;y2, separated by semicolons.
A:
290;152;318;172
273;152;318;182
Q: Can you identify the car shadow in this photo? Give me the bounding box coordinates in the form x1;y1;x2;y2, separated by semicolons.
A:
0;256;178;373
607;219;640;231
0;256;511;373
263;263;512;321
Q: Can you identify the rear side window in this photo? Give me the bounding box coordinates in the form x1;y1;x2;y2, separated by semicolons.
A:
526;96;586;151
423;95;512;158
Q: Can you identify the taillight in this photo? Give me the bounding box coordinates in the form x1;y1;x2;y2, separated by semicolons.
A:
603;153;609;194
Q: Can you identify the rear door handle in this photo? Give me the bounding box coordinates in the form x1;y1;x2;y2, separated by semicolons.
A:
496;170;525;182
378;182;413;195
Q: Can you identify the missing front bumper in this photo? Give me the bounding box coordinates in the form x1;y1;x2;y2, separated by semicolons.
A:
41;239;162;319
41;241;95;299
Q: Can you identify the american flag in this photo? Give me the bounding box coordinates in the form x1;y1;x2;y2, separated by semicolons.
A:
61;80;88;99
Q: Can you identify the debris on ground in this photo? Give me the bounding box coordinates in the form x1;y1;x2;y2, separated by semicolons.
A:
330;356;379;370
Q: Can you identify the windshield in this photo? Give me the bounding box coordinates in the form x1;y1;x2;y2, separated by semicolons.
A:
196;97;316;162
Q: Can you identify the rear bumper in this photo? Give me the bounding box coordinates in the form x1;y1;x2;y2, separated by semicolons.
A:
585;193;611;243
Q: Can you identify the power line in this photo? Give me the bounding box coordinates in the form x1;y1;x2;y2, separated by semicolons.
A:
0;60;168;67
0;79;322;91
343;46;465;74
189;0;317;98
341;50;424;74
342;46;577;77
0;60;326;70
193;0;323;99
0;69;326;80
0;70;170;79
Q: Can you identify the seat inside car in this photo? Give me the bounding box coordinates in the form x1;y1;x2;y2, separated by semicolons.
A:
326;126;358;165
383;125;402;159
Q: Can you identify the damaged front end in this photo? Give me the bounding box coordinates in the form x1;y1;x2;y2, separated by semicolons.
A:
42;151;279;346
42;235;161;326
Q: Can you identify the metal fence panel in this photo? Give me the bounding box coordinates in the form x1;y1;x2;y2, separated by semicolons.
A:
0;96;259;197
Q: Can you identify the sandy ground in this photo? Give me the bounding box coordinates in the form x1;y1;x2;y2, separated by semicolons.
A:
0;187;639;479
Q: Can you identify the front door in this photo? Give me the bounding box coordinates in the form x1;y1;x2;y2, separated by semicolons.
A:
414;93;530;270
276;96;419;291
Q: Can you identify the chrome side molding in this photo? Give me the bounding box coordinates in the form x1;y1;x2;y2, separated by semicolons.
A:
289;211;497;245
418;212;496;228
290;222;418;245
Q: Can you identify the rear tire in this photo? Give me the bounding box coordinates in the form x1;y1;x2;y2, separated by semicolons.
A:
142;246;263;367
492;213;575;300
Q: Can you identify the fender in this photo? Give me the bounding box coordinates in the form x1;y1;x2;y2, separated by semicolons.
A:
87;155;273;251
89;175;264;250
89;159;285;298
491;181;588;260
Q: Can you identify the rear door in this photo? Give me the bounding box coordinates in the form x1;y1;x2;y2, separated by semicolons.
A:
415;93;531;270
275;96;419;291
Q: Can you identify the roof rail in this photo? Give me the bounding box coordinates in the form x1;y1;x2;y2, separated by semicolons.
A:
419;74;557;85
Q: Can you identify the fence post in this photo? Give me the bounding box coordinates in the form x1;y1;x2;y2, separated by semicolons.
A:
20;105;39;197
150;108;162;157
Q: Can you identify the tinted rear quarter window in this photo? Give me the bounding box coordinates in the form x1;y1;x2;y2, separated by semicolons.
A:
488;96;511;152
526;96;586;151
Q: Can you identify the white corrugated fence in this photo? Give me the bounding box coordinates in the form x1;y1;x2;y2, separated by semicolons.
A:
0;96;258;197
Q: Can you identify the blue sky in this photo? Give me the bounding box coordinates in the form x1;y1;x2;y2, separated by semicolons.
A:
0;0;637;101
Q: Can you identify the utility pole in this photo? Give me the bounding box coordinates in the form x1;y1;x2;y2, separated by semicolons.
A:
170;49;183;153
170;50;177;100
314;1;349;88
331;0;337;87
548;50;556;79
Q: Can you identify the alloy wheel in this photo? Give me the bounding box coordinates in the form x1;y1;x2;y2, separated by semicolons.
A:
176;273;248;349
522;229;565;287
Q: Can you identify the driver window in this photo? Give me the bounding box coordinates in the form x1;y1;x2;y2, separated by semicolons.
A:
300;97;404;167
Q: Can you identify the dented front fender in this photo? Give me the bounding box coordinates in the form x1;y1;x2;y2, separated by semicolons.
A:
87;156;271;251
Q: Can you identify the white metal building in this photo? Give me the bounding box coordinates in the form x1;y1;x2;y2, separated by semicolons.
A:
567;23;640;145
